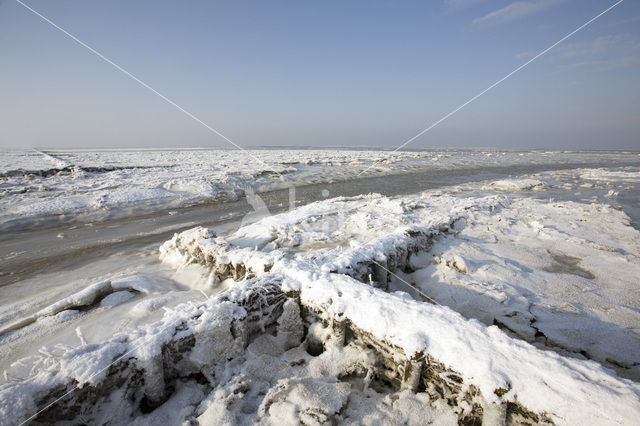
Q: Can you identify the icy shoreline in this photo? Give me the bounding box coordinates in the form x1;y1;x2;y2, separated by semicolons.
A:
1;148;639;233
1;149;640;424
3;181;640;424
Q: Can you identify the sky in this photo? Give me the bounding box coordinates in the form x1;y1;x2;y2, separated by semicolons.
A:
0;0;638;150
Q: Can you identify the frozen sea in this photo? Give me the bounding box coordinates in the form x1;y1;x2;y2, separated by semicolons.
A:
1;148;640;425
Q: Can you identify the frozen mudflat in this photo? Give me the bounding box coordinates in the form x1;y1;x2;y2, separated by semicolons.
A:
1;149;640;425
1;148;639;232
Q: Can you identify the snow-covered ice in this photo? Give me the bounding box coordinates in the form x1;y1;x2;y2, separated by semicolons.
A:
1;149;640;425
1;148;638;232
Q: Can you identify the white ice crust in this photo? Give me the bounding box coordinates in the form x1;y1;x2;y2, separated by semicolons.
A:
2;150;640;425
164;192;640;423
1;148;637;230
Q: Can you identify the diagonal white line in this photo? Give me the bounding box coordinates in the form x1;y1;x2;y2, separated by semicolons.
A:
8;1;622;419
370;259;441;306
14;0;280;175
358;0;625;176
17;299;206;425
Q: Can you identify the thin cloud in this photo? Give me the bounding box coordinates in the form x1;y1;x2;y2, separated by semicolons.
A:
515;33;640;72
516;35;623;60
515;50;537;60
559;35;622;57
566;34;638;69
557;55;639;71
473;0;565;26
555;34;640;71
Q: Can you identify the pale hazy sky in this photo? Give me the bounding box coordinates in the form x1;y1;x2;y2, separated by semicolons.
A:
1;0;639;150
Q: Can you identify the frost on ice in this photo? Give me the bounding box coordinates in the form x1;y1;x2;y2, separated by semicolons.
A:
2;187;640;425
1;148;638;232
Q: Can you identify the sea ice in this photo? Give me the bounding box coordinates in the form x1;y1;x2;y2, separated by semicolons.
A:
2;150;640;425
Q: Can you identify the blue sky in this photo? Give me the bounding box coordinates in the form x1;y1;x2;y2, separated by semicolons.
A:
1;0;638;149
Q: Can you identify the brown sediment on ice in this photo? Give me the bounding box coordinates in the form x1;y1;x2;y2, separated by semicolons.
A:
5;277;287;424
0;216;549;425
6;192;640;425
8;273;546;425
13;219;544;424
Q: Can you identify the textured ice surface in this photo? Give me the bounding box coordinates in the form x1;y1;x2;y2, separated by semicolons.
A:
482;178;545;191
410;197;640;378
2;150;640;424
1;148;638;231
154;184;640;424
4;182;640;424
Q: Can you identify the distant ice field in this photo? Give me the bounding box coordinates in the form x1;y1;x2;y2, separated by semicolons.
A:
1;148;639;232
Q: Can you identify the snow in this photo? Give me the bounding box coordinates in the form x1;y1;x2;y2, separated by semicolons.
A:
141;187;639;423
2;148;638;232
0;275;161;337
154;183;640;424
302;274;639;423
1;149;640;424
408;197;640;377
100;291;135;307
581;168;640;182
482;178;545;191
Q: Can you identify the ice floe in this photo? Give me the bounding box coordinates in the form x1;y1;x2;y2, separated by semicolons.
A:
2;148;639;232
3;187;640;424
